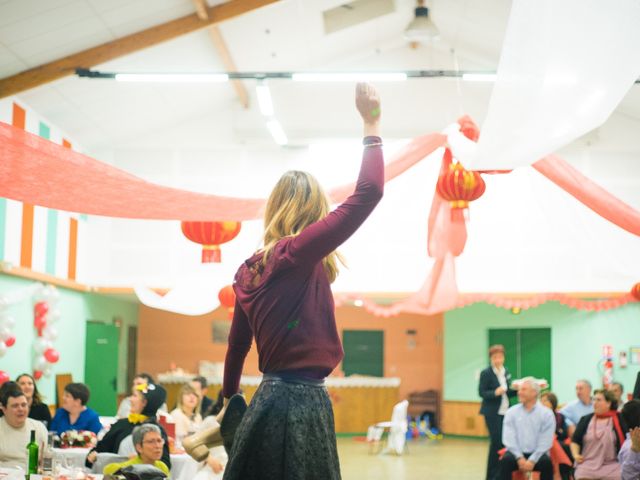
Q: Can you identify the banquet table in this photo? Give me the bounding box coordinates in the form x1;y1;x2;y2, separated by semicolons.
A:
52;448;199;480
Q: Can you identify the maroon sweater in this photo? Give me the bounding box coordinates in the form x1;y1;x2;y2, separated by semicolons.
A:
222;137;384;397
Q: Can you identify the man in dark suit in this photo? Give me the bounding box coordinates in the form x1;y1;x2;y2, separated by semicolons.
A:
190;376;213;417
479;344;518;480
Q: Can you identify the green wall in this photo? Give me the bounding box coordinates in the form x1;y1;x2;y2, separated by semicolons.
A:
444;301;640;404
0;274;138;406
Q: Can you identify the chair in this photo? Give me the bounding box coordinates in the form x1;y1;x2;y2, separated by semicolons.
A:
366;399;409;455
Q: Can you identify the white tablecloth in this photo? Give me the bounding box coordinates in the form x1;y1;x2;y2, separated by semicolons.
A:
52;448;199;480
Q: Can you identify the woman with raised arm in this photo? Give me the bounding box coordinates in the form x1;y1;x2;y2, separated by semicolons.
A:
184;83;383;480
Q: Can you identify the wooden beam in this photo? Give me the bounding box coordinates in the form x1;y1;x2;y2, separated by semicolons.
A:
193;0;250;109
0;0;279;98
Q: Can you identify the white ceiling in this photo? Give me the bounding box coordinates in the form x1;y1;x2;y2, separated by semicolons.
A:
2;0;639;152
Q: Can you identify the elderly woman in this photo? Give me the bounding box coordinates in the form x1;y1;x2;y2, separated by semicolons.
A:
85;383;170;470
170;383;203;442
103;423;169;476
50;383;101;434
571;388;628;479
16;373;51;426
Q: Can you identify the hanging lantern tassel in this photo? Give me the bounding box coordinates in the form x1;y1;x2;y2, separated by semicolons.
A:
436;149;486;221
181;221;242;263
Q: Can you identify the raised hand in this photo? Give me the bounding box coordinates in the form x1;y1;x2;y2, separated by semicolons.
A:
355;83;381;125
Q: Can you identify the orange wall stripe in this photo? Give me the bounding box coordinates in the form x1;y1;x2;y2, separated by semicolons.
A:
13;103;34;268
68;218;78;280
62;139;78;280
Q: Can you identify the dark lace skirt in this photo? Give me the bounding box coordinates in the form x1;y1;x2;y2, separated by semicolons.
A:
223;374;341;480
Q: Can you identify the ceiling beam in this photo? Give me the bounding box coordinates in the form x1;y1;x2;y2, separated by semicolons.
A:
0;0;279;98
193;0;250;109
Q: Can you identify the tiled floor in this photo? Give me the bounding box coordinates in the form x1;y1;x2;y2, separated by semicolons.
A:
338;436;488;480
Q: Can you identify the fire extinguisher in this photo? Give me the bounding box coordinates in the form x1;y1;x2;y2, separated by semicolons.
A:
601;344;614;388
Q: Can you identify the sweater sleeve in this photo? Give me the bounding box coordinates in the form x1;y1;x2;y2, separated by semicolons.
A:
222;299;253;398
286;138;384;267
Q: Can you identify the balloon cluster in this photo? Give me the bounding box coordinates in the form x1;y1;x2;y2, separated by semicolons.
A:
0;294;17;382
33;285;61;380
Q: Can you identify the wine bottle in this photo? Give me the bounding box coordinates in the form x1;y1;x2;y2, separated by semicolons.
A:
26;429;39;477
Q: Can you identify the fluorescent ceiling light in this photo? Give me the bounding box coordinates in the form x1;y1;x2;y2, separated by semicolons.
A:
462;73;497;82
256;83;274;116
115;73;229;83
292;72;407;82
266;120;288;146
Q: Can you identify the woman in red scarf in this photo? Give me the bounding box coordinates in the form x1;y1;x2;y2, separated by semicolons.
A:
570;389;628;479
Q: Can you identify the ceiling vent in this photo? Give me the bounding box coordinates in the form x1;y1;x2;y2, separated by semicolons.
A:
323;0;396;35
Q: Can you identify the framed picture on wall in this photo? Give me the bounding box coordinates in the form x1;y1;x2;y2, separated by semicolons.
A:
630;347;640;365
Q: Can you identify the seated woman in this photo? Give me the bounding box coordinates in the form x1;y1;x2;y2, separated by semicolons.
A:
103;424;169;476
50;383;101;435
85;383;170;470
169;383;203;443
571;388;628;480
541;391;573;479
116;373;168;418
16;373;51;427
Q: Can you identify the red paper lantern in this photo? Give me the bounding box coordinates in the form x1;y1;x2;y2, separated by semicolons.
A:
632;282;640;301
44;347;60;364
436;149;486;209
181;221;242;263
218;285;236;319
33;370;43;380
4;336;15;347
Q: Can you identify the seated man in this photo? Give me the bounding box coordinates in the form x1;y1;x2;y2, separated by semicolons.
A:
50;382;102;435
560;379;594;437
500;377;555;480
0;385;48;470
619;399;640;480
103;423;170;476
191;376;214;417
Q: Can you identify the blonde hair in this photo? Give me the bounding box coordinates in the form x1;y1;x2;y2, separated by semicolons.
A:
262;170;344;283
176;383;200;416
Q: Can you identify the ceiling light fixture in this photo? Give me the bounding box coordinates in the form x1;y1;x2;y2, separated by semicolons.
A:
404;0;439;43
256;81;274;116
266;119;288;146
291;72;408;82
462;73;498;82
114;73;229;82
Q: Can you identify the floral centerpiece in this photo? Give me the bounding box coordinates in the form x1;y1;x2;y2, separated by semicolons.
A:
59;430;97;448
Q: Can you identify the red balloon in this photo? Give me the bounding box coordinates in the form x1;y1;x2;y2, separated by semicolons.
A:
33;370;43;380
0;370;9;385
44;348;60;364
34;315;47;330
34;301;49;318
4;336;15;347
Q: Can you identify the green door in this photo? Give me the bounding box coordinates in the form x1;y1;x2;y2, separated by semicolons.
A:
489;328;551;389
84;322;119;415
342;330;384;377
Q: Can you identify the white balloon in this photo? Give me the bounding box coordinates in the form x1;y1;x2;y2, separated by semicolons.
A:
34;355;47;371
0;342;6;357
40;285;60;304
47;308;61;323
43;365;52;377
43;325;58;341
0;296;9;311
0;315;15;329
34;337;52;354
0;327;10;341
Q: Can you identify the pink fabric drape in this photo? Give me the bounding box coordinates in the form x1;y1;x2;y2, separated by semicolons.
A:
1;119;638;316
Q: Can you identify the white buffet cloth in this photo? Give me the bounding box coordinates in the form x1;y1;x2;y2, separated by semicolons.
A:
52;448;199;480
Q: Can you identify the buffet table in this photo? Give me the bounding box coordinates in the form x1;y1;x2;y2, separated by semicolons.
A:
51;448;199;480
160;373;400;433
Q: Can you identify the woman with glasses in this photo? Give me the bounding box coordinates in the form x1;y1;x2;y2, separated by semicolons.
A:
103;423;170;476
85;383;171;470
